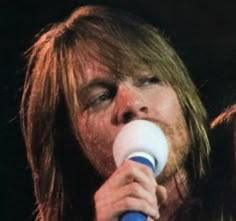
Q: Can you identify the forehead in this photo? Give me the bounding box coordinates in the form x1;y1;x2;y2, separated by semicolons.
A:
74;37;157;86
78;58;154;83
80;61;112;83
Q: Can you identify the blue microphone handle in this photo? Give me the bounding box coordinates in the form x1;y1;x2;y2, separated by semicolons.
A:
119;156;155;221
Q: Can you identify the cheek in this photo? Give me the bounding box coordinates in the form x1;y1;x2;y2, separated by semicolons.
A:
151;88;190;181
76;112;116;176
150;88;183;125
163;92;190;151
78;113;110;152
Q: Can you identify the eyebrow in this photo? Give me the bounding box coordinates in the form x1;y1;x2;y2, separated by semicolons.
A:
79;77;117;95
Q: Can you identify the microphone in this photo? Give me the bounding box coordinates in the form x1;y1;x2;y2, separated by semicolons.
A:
112;120;168;221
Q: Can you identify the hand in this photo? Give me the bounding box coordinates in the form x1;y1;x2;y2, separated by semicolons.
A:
94;160;167;221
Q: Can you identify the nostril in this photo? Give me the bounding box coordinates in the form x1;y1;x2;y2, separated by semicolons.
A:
140;106;148;113
122;111;134;123
121;106;148;123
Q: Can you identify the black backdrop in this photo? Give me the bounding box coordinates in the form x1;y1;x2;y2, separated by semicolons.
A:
1;0;236;220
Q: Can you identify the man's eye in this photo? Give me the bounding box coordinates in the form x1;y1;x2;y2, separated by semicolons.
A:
88;90;113;107
140;76;160;86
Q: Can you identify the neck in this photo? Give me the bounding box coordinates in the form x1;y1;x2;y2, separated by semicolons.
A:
159;168;190;221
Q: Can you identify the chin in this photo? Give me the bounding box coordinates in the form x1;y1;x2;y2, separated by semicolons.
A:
94;159;116;178
156;150;189;186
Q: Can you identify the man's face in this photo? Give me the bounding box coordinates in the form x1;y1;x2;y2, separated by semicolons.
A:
76;62;190;183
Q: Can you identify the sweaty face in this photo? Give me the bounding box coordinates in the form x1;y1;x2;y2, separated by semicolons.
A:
76;63;190;183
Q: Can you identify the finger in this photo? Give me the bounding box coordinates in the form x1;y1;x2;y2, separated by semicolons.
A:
147;217;155;221
95;181;158;209
113;197;160;220
156;184;167;206
108;160;157;191
118;182;158;207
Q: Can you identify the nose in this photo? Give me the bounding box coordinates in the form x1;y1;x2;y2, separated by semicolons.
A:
112;83;149;124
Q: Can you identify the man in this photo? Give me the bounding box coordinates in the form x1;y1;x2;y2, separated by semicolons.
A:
21;5;233;221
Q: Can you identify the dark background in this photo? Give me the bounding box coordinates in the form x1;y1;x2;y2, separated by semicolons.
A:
1;0;235;220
